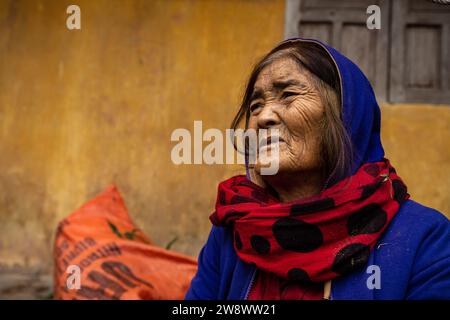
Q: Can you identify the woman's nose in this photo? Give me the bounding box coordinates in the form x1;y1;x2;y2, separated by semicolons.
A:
257;103;281;129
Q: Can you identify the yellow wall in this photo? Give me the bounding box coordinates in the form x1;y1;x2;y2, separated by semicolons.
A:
0;0;448;277
0;0;285;271
380;104;450;216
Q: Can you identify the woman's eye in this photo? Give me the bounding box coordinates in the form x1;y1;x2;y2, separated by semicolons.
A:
282;91;297;99
250;103;262;113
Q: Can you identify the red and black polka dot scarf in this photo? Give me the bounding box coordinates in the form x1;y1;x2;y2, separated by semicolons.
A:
210;158;409;283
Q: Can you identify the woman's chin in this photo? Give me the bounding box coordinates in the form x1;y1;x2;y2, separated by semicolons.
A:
253;160;290;177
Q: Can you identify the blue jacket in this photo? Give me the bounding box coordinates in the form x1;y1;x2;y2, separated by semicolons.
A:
185;38;450;300
186;199;450;299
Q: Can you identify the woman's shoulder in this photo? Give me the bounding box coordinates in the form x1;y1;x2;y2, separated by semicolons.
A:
332;200;449;299
385;199;450;299
381;199;449;253
393;199;449;232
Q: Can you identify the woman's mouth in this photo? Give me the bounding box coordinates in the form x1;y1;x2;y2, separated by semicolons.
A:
259;136;285;149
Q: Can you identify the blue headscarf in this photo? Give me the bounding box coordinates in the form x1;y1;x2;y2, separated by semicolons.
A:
246;38;385;183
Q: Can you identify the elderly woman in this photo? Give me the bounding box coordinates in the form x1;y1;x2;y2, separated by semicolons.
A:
185;38;450;300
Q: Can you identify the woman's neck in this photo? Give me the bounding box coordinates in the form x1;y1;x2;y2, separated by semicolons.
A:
263;170;325;203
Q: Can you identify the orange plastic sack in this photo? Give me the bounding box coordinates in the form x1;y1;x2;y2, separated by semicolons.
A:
53;185;198;300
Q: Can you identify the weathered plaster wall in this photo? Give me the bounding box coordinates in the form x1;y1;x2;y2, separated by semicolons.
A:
0;0;286;273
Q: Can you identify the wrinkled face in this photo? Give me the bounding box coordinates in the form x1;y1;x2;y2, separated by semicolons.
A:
248;57;325;175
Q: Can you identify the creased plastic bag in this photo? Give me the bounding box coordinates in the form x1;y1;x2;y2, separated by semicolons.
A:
53;185;197;300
